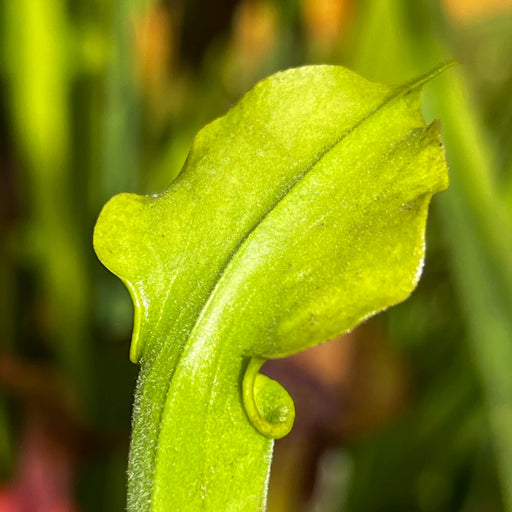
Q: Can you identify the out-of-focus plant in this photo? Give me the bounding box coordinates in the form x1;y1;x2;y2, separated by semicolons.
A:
1;0;511;511
344;1;512;511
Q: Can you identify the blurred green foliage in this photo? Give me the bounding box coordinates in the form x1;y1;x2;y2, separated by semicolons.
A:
0;0;511;511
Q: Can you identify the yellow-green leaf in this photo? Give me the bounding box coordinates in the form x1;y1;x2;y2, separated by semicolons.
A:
94;63;449;511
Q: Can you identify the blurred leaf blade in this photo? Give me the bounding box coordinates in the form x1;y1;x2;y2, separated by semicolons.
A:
426;71;512;512
349;0;512;509
2;0;93;397
101;0;151;201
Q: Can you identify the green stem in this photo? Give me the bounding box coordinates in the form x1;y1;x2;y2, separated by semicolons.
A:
128;350;277;511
